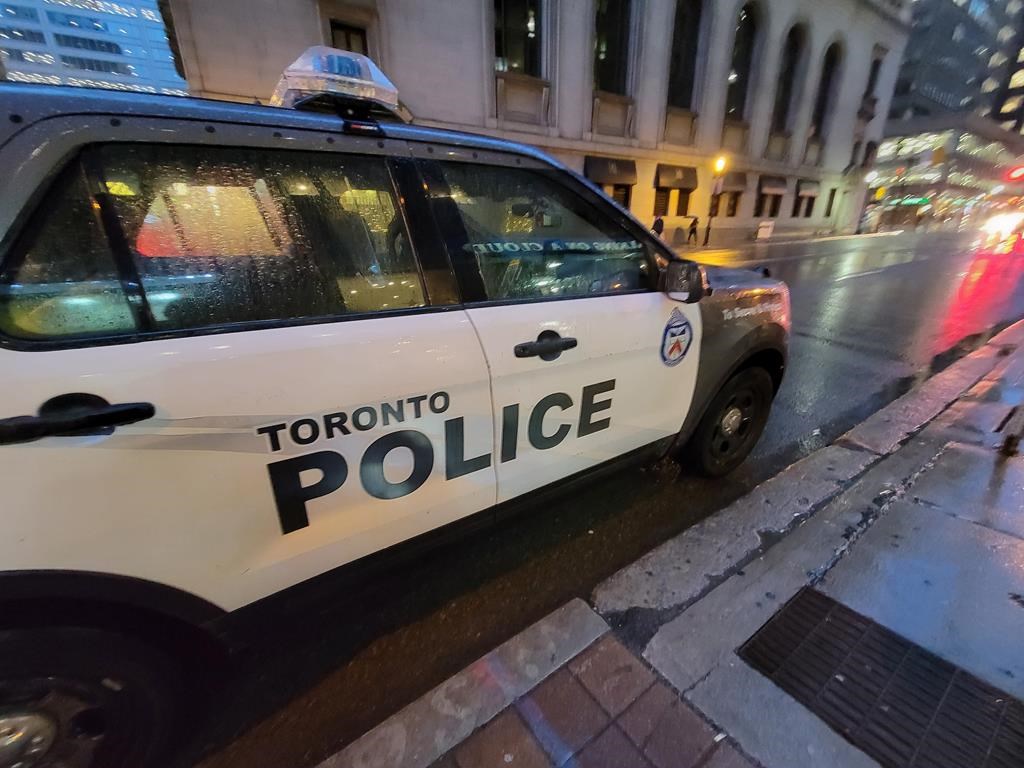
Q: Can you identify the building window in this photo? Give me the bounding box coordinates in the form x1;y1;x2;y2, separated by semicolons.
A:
709;194;720;217
54;33;123;54
771;25;805;133
1;47;55;64
60;54;134;75
791;195;802;217
756;193;782;218
725;192;740;217
607;183;631;208
803;197;815;217
47;10;107;32
676;189;691;216
865;54;884;97
494;0;541;76
825;188;837;217
0;25;44;42
653;187;670;217
594;0;631;95
724;3;759;121
330;21;367;55
2;4;38;21
810;42;843;139
666;0;701;110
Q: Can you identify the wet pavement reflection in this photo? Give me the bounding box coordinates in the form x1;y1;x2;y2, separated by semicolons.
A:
186;231;1024;768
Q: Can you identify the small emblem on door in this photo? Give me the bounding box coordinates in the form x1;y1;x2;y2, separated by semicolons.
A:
661;308;693;367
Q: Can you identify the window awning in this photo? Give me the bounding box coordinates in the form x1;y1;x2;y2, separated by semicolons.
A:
759;175;788;196
721;171;748;192
655;164;698;190
797;179;821;197
584;156;638;185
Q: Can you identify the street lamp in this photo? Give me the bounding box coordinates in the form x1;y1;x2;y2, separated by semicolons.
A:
704;154;728;247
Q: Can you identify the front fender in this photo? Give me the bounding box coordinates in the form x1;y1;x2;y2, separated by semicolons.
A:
669;288;789;456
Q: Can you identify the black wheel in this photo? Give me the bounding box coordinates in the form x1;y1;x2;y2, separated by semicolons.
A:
0;627;185;768
681;367;774;477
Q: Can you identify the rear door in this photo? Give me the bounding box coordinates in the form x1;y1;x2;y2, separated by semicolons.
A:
416;148;702;502
0;120;495;611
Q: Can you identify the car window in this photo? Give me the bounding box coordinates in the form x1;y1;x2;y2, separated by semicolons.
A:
0;144;425;341
435;162;652;301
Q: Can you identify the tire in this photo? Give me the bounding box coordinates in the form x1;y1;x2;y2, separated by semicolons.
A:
0;626;185;768
681;366;775;477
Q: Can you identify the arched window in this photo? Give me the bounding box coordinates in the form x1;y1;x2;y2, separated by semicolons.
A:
667;0;702;110
771;25;805;133
810;42;843;138
724;3;759;121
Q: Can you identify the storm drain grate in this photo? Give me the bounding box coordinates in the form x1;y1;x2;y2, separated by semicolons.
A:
738;588;1024;768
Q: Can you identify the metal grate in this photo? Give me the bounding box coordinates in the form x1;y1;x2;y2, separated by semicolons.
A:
739;588;1024;768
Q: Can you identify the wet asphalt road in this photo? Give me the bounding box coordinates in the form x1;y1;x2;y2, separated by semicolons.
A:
185;230;1024;768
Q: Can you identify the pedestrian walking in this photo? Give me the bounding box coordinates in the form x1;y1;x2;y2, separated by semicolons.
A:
651;216;665;238
688;216;699;245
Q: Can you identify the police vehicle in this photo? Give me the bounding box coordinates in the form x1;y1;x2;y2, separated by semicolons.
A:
0;48;788;767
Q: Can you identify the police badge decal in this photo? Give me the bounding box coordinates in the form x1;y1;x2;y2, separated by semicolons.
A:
661;307;693;367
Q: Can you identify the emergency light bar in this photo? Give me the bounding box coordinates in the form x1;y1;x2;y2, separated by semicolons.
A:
270;46;409;123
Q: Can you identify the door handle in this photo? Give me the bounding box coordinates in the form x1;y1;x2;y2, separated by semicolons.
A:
514;330;578;362
0;393;155;445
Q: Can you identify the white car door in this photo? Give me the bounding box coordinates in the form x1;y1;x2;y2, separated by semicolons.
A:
416;152;702;502
0;134;495;611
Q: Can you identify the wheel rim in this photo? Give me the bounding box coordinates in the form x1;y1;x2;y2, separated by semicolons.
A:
0;680;111;768
709;387;759;464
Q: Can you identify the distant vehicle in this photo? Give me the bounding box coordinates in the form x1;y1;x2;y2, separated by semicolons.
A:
0;49;789;767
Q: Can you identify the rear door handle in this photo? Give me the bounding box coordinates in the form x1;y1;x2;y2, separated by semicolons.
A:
0;393;155;445
514;331;578;362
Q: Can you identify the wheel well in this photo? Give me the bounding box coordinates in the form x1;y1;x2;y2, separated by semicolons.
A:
737;347;786;393
0;597;230;692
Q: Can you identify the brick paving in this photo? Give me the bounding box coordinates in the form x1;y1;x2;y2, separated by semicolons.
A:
432;635;755;768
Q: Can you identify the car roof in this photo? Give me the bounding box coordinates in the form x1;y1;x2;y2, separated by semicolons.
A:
0;83;561;167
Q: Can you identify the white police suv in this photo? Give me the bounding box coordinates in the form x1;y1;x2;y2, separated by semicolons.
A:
0;49;789;767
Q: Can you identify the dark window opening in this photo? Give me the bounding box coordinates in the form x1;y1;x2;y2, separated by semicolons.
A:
725;3;758;120
54;33;123;54
791;195;802;217
608;183;632;208
756;193;782;218
803;196;816;217
865;55;883;97
709;194;720;217
0;25;45;43
667;0;701;109
60;55;134;75
594;0;631;94
653;187;670;217
494;0;542;77
330;21;368;55
825;188;837;217
771;25;804;133
810;42;842;138
725;192;741;217
676;189;691;216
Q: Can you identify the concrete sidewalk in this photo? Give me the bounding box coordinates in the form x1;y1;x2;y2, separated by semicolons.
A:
321;321;1024;768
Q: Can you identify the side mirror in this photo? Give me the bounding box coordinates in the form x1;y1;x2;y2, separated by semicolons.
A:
663;261;709;303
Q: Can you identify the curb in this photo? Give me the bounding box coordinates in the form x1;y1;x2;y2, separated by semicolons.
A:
319;599;607;768
592;320;1024;623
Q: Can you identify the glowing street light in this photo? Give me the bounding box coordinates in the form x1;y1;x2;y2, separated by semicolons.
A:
704;155;729;246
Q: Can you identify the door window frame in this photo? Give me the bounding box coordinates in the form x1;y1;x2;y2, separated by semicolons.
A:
0;117;462;351
409;145;667;307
